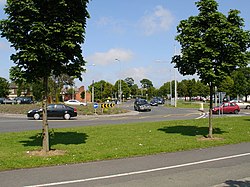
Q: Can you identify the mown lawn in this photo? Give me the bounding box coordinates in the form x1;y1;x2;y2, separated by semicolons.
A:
0;116;249;171
0;103;127;115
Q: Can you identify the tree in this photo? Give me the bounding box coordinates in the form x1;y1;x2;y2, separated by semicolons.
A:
0;77;10;97
124;77;134;87
171;0;250;138
140;79;153;89
130;84;139;97
158;82;171;98
114;80;131;99
0;0;89;151
232;67;250;101
217;76;234;97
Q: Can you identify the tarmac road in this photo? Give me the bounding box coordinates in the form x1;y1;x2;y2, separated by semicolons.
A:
0;105;202;133
0;143;249;187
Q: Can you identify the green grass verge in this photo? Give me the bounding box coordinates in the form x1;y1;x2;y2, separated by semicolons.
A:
0;103;127;115
0;116;249;171
165;100;210;109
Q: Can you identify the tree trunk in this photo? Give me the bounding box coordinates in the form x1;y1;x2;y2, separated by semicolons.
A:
42;76;50;152
208;83;213;138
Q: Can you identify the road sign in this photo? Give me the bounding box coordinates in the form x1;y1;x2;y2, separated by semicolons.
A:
93;103;98;109
101;103;115;108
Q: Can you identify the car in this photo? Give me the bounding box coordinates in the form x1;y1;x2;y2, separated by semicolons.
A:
15;97;33;104
230;100;250;109
0;98;17;104
64;100;87;106
153;97;165;104
212;102;240;114
150;98;158;106
134;99;151;112
27;104;77;120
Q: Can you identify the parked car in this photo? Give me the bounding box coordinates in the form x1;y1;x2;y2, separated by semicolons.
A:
27;104;77;120
64;100;87;106
230;100;250;109
150;98;158;106
134;99;151;112
15;97;33;104
212;102;240;114
153;97;165;104
0;98;17;104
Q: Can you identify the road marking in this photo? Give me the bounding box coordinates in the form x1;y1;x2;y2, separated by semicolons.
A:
196;112;208;119
24;152;250;187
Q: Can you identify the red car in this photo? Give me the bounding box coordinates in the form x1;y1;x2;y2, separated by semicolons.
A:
212;102;240;114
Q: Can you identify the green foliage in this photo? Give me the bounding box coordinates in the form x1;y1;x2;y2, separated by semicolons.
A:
124;77;134;87
0;0;90;82
231;67;250;100
172;0;250;87
140;78;153;89
0;77;10;97
80;91;85;100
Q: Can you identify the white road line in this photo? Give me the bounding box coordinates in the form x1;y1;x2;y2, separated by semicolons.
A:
196;112;208;119
24;152;250;187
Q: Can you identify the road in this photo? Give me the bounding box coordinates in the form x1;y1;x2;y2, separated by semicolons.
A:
0;143;249;187
0;103;202;132
0;101;250;133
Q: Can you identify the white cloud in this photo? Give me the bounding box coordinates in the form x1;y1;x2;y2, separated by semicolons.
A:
87;48;134;66
95;16;126;34
140;5;174;36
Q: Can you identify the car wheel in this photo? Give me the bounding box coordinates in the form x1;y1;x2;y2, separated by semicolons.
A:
33;113;40;120
64;113;71;120
246;105;250;109
234;110;239;114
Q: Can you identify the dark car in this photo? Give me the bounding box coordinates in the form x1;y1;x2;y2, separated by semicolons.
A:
27;104;77;120
212;102;240;114
15;97;33;104
134;99;151;112
150;98;158;106
0;98;17;104
155;97;165;104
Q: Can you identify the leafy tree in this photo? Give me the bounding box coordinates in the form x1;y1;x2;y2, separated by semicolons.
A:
9;66;31;96
102;82;114;99
232;67;250;101
217;76;234;97
124;77;134;87
130;84;139;97
140;79;153;89
195;80;209;98
114;80;131;99
0;0;89;151
31;81;44;101
80;90;85;100
0;77;10;97
158;82;171;98
172;0;250;138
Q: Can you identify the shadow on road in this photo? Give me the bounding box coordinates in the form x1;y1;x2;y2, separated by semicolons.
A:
158;126;226;136
224;179;250;187
19;131;88;147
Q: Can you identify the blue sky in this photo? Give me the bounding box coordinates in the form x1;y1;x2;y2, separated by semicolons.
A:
0;0;250;89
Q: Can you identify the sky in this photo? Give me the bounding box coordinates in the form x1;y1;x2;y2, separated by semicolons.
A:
0;0;250;89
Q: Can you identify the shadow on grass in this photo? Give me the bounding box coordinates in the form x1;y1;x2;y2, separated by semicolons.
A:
158;126;226;136
20;131;88;147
